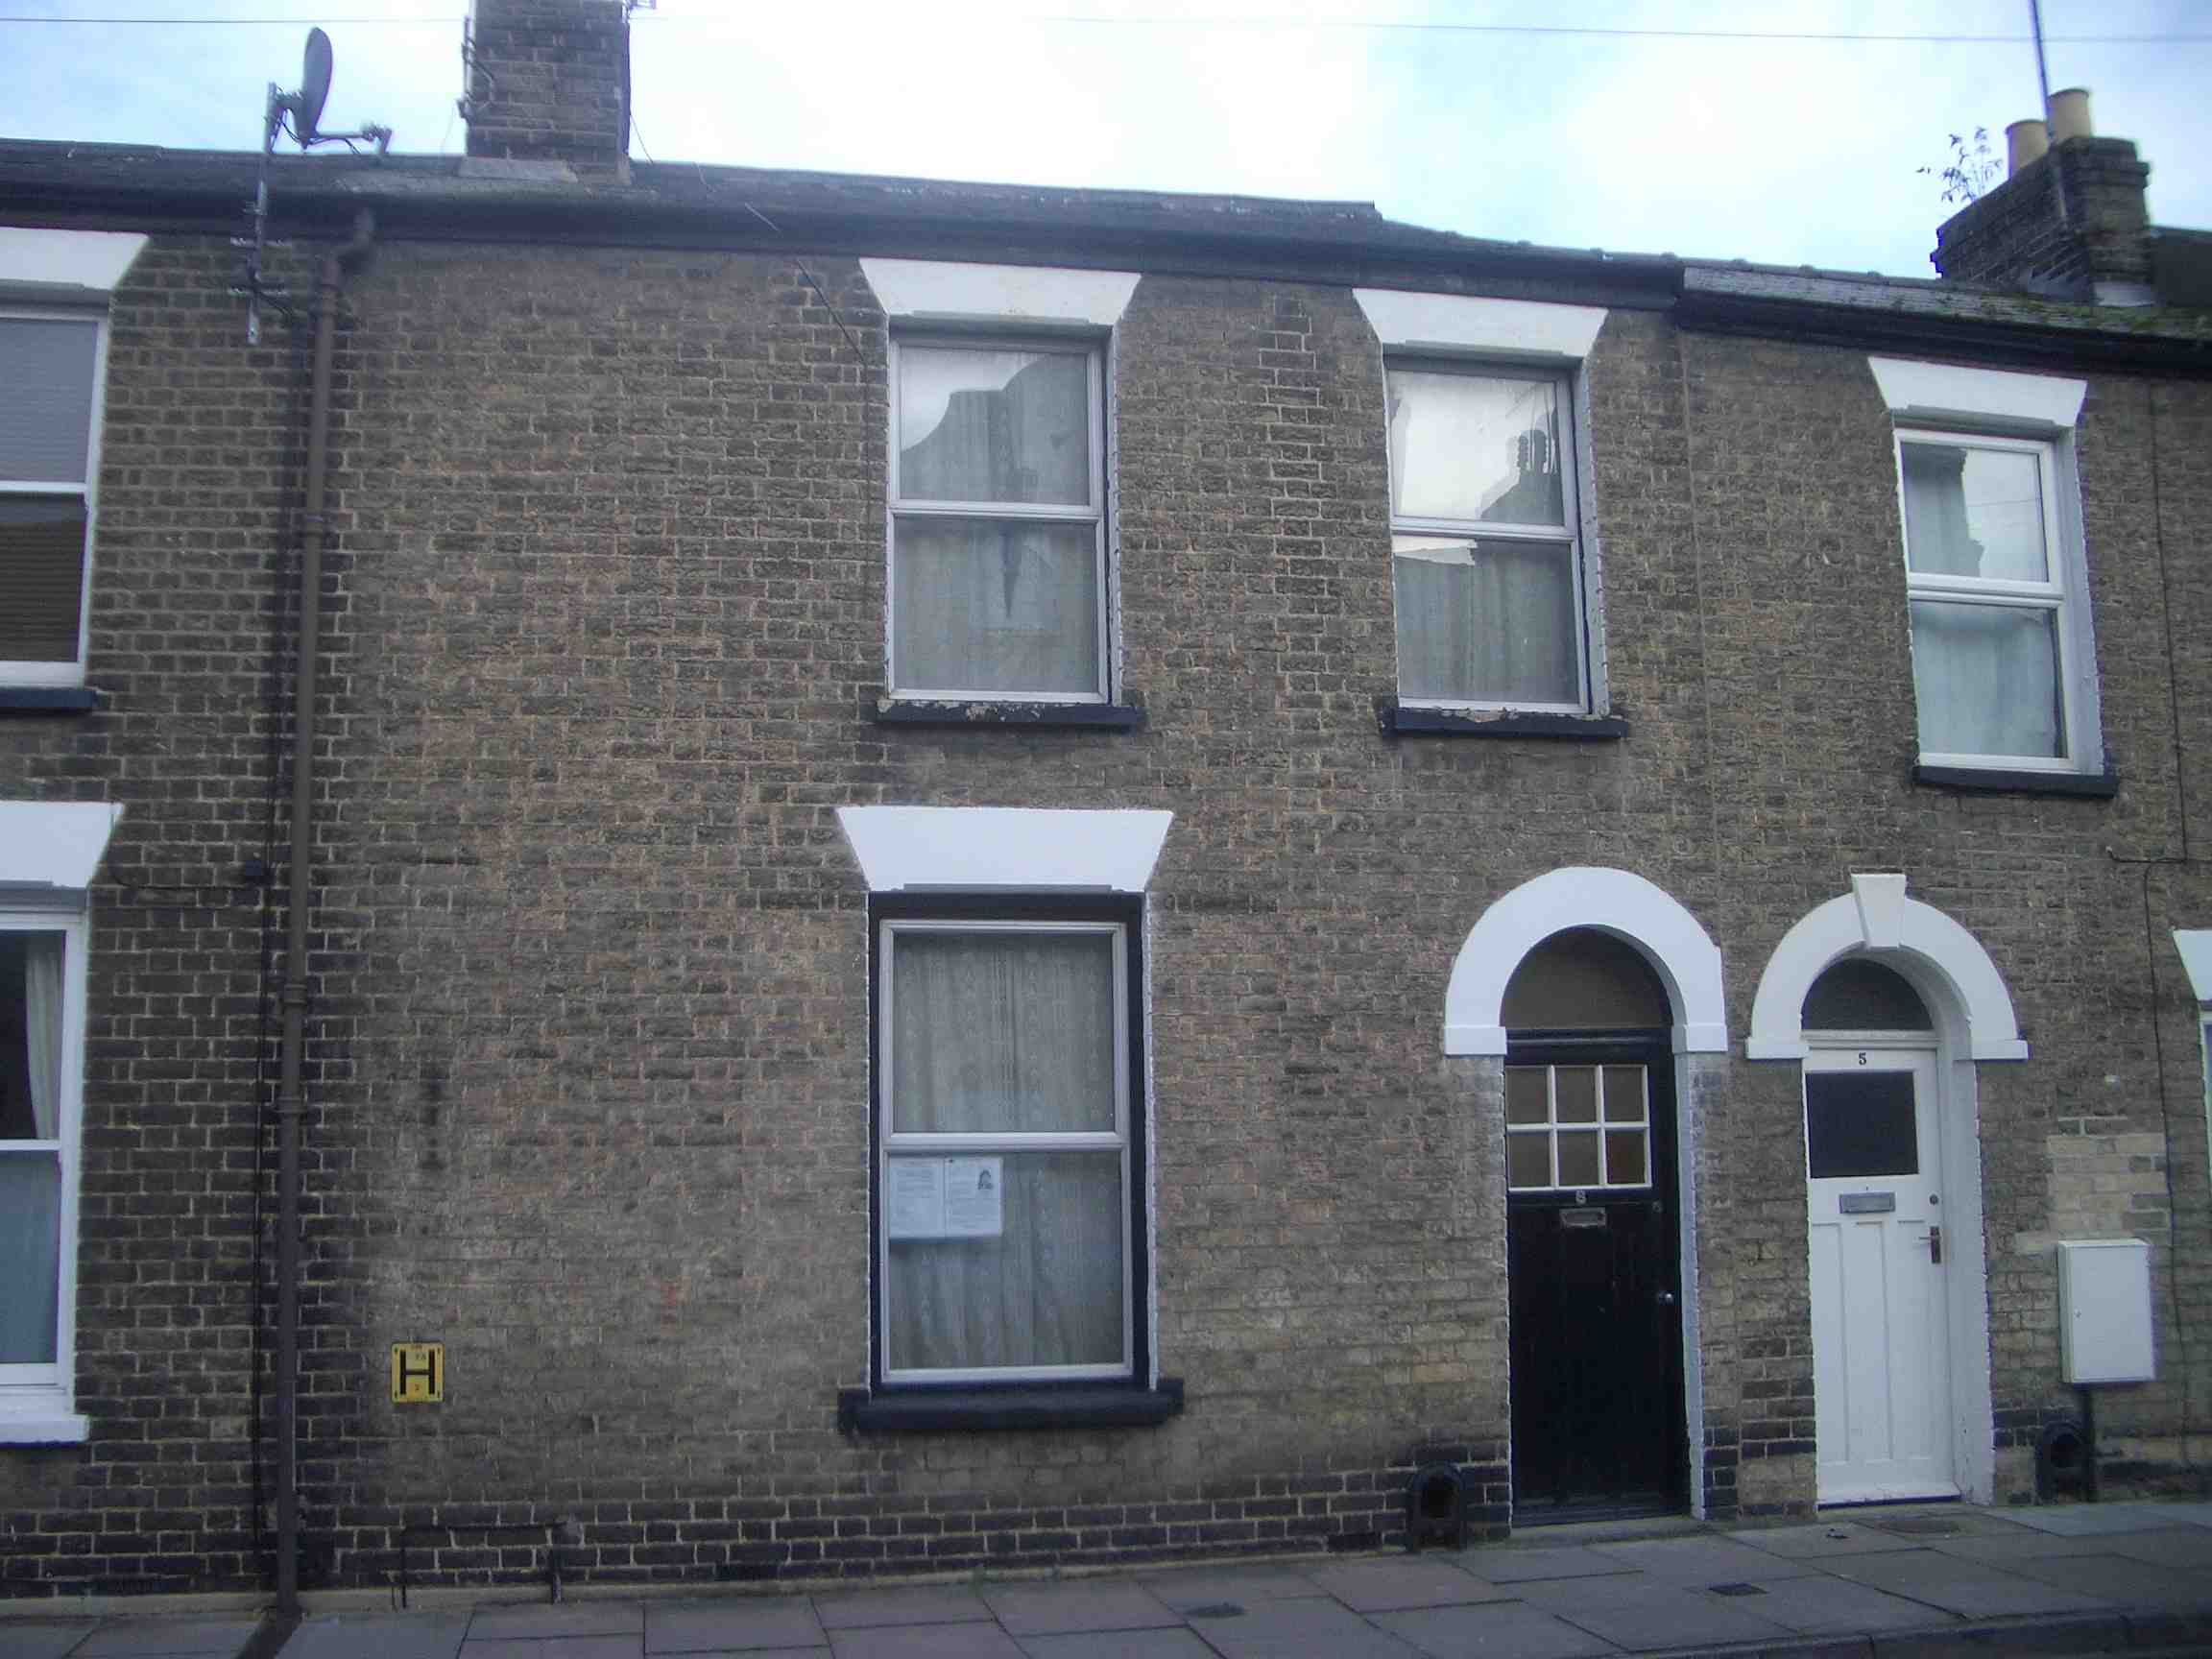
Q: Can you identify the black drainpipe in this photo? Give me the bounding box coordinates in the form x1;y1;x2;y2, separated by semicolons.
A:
275;208;375;1617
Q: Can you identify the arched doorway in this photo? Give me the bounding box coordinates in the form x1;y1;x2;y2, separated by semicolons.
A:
1802;958;1952;1501
1748;873;2025;1505
1503;928;1688;1520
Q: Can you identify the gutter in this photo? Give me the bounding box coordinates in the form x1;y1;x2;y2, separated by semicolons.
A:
273;206;375;1617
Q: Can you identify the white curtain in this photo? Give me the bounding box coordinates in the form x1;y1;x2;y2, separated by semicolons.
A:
886;933;1123;1372
1395;540;1576;705
892;519;1099;696
1910;601;2062;759
24;931;59;1138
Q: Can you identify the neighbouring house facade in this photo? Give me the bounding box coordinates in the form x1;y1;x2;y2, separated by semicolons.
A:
3;0;2210;1598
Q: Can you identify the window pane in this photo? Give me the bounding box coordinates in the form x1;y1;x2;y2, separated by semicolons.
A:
1909;600;2062;759
893;518;1100;695
1;931;64;1141
1505;1067;1548;1124
1601;1067;1647;1123
890;931;1118;1134
1554;1068;1598;1122
0;318;97;485
1388;372;1564;526
1556;1130;1600;1188
885;1149;1122;1372
1394;537;1576;705
1507;1132;1551;1190
0;497;87;663
0;1150;60;1363
1806;1072;1918;1179
899;348;1090;506
1604;1130;1647;1186
1901;444;2048;583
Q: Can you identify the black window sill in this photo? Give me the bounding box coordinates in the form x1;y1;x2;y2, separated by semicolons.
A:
1913;764;2119;800
874;699;1145;733
1380;702;1627;741
838;1379;1183;1434
0;687;97;715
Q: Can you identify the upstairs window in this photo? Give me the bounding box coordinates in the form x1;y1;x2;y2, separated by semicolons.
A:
0;312;105;685
888;339;1107;702
1386;365;1590;711
1897;431;2080;769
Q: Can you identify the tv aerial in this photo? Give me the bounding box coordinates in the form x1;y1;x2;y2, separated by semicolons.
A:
236;28;394;344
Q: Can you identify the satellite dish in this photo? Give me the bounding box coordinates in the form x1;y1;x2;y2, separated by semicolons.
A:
296;29;333;143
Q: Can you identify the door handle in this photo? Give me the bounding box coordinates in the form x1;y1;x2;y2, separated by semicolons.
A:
1929;1225;1943;1265
1657;1291;1677;1307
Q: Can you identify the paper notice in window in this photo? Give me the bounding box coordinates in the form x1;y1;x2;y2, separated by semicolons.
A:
942;1157;1003;1238
886;1159;946;1239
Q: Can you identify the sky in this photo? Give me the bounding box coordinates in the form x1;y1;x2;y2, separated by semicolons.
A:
1;0;2207;280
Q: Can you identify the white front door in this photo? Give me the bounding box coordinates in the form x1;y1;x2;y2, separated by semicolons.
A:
1804;1046;1957;1503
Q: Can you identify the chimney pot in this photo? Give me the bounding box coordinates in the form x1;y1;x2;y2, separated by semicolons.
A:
2048;87;2093;143
2007;119;2049;176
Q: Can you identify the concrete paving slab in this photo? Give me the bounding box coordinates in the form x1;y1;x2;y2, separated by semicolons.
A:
811;1588;992;1632
1179;1598;1419;1659
978;1582;1177;1638
1727;1522;1922;1560
1821;1551;2111;1619
1545;1583;1794;1651
1300;1558;1504;1614
1014;1634;1216;1659
463;1639;640;1659
469;1608;642;1642
1454;1548;1632;1585
1369;1602;1616;1659
2103;1527;2212;1570
1853;1508;2026;1540
1136;1567;1327;1614
828;1623;1025;1659
1866;1613;2129;1658
2151;1501;2212;1530
1920;1530;2139;1565
1962;1549;2212;1606
285;1613;471;1659
643;1599;827;1653
1996;1502;2182;1537
1587;1535;1820;1583
1723;1575;1954;1636
0;1625;98;1659
78;1622;262;1657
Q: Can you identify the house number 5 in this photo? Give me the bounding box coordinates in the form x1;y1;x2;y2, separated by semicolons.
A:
1858;1051;1867;1065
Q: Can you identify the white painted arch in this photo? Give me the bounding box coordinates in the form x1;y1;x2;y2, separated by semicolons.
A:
1443;867;1727;1055
1746;874;2028;1061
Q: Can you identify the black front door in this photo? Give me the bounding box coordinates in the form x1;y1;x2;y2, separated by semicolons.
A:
1506;1037;1687;1521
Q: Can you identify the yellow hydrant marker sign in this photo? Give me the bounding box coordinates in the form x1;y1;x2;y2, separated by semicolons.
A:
391;1342;445;1404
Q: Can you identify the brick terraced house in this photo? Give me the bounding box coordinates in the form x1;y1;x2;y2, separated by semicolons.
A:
3;0;2211;1600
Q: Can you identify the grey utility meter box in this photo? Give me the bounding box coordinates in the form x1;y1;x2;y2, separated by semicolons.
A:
2056;1238;2155;1384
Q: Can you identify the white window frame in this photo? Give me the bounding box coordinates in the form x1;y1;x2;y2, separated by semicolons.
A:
876;916;1135;1385
1894;427;2088;773
0;902;89;1443
1384;358;1595;714
885;334;1110;704
0;306;109;687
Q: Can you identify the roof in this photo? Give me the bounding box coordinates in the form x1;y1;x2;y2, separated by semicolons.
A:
3;138;2208;369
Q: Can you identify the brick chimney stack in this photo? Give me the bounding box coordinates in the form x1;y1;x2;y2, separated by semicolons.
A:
462;0;631;183
1931;89;2152;305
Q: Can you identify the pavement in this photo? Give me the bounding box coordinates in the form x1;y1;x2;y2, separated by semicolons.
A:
7;1500;2212;1659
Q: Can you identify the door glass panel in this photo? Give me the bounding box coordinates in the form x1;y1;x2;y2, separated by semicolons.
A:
1554;1067;1597;1122
1602;1066;1647;1121
1805;1070;1918;1178
1605;1130;1647;1185
1507;1132;1551;1189
1505;1068;1548;1124
1555;1130;1600;1187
